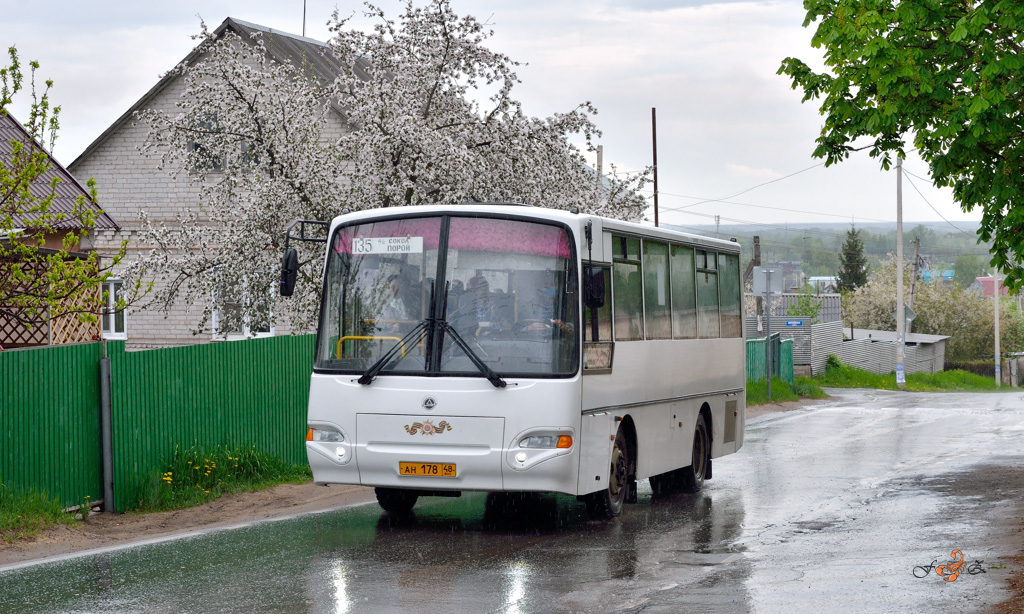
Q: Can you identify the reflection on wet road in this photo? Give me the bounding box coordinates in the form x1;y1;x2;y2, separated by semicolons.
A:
2;389;1022;613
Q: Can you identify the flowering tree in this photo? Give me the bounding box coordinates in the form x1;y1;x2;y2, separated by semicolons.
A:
133;1;649;333
845;254;1024;361
1;46;133;331
133;22;345;334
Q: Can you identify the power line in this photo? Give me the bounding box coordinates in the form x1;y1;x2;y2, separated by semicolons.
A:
641;161;827;213
901;167;976;237
648;209;852;240
647;192;893;223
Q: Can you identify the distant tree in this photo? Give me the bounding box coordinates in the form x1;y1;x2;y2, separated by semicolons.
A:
952;253;985;289
1;46;133;331
786;286;823;323
779;1;1024;292
836;226;868;293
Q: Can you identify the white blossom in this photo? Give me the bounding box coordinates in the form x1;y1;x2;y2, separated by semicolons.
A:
130;1;651;334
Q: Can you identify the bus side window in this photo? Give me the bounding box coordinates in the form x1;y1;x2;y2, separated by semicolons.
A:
643;240;671;339
719;253;742;337
613;266;643;341
696;250;720;338
671;244;697;339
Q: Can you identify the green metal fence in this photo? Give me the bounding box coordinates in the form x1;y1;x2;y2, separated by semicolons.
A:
0;342;104;506
780;339;794;386
746;335;794;386
107;335;315;511
1;335;315;512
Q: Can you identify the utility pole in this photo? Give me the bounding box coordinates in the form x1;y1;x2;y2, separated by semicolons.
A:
651;108;659;227
907;237;920;335
896;156;905;389
754;236;763;319
995;269;1001;387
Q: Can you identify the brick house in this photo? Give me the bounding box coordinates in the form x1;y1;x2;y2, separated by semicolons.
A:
68;18;350;349
0;111;120;347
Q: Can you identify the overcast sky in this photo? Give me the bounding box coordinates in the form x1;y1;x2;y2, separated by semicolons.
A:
2;0;981;233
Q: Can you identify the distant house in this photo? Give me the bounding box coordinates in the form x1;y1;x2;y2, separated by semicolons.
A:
808;276;838;293
970;276;1010;298
68;18;351;349
0;111;120;347
919;269;954;285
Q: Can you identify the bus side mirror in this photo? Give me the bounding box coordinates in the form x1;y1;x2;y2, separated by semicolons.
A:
281;248;298;297
585;266;605;309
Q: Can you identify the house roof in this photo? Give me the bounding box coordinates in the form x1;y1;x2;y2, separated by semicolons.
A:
0;111;118;231
850;328;950;344
974;276;1010;298
69;17;366;172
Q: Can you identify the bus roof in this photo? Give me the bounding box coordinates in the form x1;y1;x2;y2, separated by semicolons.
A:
329;203;741;253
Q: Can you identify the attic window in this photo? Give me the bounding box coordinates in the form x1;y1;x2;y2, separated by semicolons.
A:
188;115;224;172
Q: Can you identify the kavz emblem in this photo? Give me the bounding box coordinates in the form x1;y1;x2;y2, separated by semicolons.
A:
404;420;452;435
422;396;437;410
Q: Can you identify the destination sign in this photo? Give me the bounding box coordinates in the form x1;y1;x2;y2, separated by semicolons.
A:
351;237;423;255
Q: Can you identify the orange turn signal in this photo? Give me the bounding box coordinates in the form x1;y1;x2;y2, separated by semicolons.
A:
556;435;573;448
306;428;314;442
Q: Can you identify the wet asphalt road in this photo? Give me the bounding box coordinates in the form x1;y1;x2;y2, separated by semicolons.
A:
2;388;1023;613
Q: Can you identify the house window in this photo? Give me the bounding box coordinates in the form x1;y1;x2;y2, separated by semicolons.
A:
211;271;275;341
189;115;224;172
101;279;127;339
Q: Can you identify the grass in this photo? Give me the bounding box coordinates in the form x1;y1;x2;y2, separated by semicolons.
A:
816;355;1002;392
792;376;830;399
0;483;77;543
747;376;800;405
747;374;828;406
135;444;312;512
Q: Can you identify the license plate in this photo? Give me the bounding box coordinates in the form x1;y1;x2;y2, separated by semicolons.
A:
399;462;456;477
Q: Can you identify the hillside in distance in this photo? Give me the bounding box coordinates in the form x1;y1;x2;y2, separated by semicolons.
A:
662;220;992;279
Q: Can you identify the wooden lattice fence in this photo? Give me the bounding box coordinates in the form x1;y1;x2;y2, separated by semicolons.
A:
0;260;102;347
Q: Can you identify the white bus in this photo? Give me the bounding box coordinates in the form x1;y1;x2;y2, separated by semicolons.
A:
282;204;745;518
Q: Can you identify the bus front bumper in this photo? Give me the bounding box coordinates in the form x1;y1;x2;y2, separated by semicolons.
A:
306;414;580;495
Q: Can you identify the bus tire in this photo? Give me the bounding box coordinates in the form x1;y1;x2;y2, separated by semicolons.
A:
680;414;710;493
584;428;629;519
375;487;418;514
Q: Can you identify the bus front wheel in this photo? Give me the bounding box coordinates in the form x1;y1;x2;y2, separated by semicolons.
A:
584;428;629;519
680;414;710;493
375;487;418;514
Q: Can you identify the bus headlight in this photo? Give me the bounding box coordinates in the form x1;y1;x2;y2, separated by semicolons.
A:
307;427;344;443
519;435;573;449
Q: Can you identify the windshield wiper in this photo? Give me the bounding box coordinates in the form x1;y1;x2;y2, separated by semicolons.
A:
357;320;430;386
438;320;507;388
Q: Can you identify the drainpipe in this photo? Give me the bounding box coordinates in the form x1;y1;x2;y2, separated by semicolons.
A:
99;339;115;512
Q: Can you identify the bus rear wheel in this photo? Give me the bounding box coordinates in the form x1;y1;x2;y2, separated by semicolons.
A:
584;428;629;519
375;487;418;514
680;414;710;493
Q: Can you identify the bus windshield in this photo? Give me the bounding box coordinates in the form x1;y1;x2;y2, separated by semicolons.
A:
315;214;579;378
